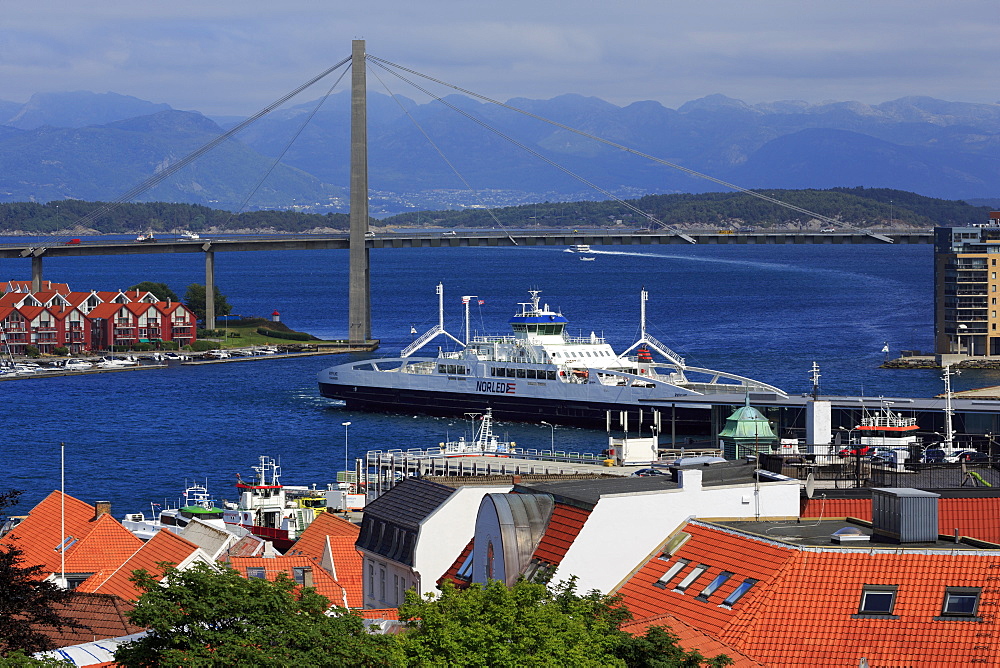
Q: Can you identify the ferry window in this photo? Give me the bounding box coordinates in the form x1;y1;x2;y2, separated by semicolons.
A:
446;365;456;374
552;352;560;358
941;588;981;617
517;368;526;378
857;585;898;615
526;324;537;333
491;367;499;377
721;578;759;607
247;567;266;579
438;364;447;373
512;324;526;332
547;371;557;380
527;369;536;379
506;368;516;378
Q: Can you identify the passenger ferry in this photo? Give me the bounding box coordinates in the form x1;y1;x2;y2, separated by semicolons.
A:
564;244;592;253
318;286;786;431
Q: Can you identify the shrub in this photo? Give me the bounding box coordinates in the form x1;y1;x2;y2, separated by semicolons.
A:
133;343;153;352
256;327;314;341
161;341;179;350
189;340;218;352
23;345;40;358
52;346;69;357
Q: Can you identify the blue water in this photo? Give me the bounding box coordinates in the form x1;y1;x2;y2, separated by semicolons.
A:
4;240;991;513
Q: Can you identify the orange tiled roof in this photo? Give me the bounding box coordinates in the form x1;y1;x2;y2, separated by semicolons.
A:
621;613;762;667
801;495;1000;543
63;513;143;574
17;304;45;320
0;491;103;577
81;530;201;601
326;534;364;607
617;520;1000;666
359;608;400;620
530;502;591;567
231;555;349;608
34;592;145;649
86;302;123;319
286;512;359;560
437;538;474;589
284;513;364;607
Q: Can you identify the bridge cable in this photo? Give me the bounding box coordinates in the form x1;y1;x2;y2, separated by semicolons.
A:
221;64;351;226
367;55;864;234
31;56;352;250
365;58;518;245
367;58;691;241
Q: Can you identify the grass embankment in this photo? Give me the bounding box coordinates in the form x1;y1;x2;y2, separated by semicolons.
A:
201;318;333;350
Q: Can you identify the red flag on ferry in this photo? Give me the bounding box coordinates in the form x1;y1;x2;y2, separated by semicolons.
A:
478;300;484;305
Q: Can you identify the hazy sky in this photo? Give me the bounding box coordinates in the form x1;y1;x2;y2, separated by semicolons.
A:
2;1;997;115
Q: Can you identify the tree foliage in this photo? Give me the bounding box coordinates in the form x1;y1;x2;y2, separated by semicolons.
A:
0;490;79;657
115;561;399;667
183;283;232;325
127;281;179;302
397;579;730;667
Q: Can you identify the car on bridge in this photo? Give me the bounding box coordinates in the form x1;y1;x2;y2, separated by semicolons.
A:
64;238;81;245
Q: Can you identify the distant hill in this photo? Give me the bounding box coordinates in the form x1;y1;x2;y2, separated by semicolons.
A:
0;188;988;236
0;90;998;212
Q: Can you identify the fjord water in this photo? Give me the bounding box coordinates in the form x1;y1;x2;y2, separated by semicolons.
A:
4;240;992;513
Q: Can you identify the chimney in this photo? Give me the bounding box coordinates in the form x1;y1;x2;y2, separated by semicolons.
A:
94;500;112;520
871;488;939;543
678;468;703;492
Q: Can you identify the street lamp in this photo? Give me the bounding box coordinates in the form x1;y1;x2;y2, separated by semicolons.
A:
341;421;352;490
958;323;968;356
540;421;555;450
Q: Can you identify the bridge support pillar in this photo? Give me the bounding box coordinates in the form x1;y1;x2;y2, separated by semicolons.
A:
31;255;42;293
348;38;371;344
205;250;215;330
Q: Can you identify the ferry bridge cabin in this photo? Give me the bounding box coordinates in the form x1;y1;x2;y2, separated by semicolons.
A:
0;281;197;354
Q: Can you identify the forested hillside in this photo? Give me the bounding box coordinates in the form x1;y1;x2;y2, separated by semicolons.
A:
0;187;988;235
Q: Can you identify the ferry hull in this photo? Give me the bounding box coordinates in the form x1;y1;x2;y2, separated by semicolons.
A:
318;380;713;433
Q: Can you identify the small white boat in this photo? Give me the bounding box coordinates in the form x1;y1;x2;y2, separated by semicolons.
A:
98;356;138;368
179;230;200;240
53;358;93;371
564;244;592;253
580;256;596;261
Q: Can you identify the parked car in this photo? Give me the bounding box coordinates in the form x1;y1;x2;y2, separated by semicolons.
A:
870;447;910;465
954;450;989;463
922;448;947;463
838;445;873;457
630;468;668;477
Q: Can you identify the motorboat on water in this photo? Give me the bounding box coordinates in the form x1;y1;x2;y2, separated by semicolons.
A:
98;355;138;368
122;483;226;541
564;244;592;253
580;256;595;261
50;358;93;371
179;230;201;240
222;455;326;551
317;285;786;431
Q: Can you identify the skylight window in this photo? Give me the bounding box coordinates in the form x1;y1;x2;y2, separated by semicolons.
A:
456;551;474;580
53;536;77;553
697;571;733;601
721;578;759;608
654;558;689;588
246;567;266;579
674;563;709;592
941;588;981;617
858;585;898;615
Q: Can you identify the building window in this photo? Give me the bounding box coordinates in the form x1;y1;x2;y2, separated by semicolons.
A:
368;562;374;597
697;571;733;601
857;585;898;615
674;563;709;592
246;567;266;579
380;567;386;601
721;578;759;608
941;588;981;617
292;567;313;587
653;559;689;588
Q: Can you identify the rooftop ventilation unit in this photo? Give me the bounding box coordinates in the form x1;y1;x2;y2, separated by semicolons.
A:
871;488;940;544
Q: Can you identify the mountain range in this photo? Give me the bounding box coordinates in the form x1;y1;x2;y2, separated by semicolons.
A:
1;90;998;216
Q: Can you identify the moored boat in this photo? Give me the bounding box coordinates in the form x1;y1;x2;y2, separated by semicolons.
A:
318;285;786;431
